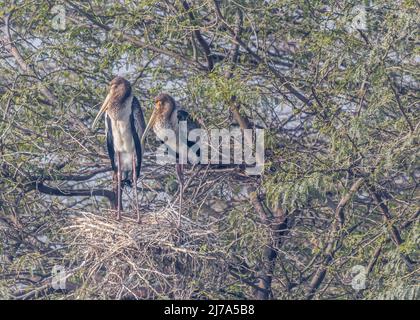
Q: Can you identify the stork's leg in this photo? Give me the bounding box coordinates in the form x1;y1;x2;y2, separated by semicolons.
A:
116;152;122;220
132;153;140;223
176;163;184;227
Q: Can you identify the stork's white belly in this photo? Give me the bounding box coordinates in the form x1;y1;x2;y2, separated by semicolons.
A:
113;120;134;152
111;118;135;172
110;97;136;171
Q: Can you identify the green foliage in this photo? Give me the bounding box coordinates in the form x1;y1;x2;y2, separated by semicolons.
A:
0;0;418;300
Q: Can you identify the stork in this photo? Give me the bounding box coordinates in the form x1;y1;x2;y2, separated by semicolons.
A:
141;93;200;225
92;76;145;222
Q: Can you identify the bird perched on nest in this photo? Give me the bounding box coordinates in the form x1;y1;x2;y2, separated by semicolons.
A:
92;76;145;222
141;93;200;226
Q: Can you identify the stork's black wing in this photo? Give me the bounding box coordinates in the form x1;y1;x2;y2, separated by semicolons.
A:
130;96;146;178
176;109;199;131
105;113;116;171
172;108;201;160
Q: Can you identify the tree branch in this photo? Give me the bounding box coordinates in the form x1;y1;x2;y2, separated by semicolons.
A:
306;178;364;299
180;0;214;71
65;0;206;70
2;12;57;105
250;192;288;299
212;0;312;106
26;181;116;208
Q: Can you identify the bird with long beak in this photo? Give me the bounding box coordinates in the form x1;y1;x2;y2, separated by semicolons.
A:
92;76;145;222
141;93;200;226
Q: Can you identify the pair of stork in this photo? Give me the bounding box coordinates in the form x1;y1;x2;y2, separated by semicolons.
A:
92;76;198;223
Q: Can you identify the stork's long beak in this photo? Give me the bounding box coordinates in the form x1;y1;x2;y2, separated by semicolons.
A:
92;93;111;129
141;108;158;149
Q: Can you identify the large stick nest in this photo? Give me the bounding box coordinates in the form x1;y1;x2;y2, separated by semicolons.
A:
63;207;231;299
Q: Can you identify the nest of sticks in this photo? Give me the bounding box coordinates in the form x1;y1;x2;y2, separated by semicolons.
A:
62;206;229;299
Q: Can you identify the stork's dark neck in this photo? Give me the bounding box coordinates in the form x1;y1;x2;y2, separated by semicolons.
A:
108;84;131;114
108;94;133;122
111;84;131;103
155;94;176;116
162;103;176;120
